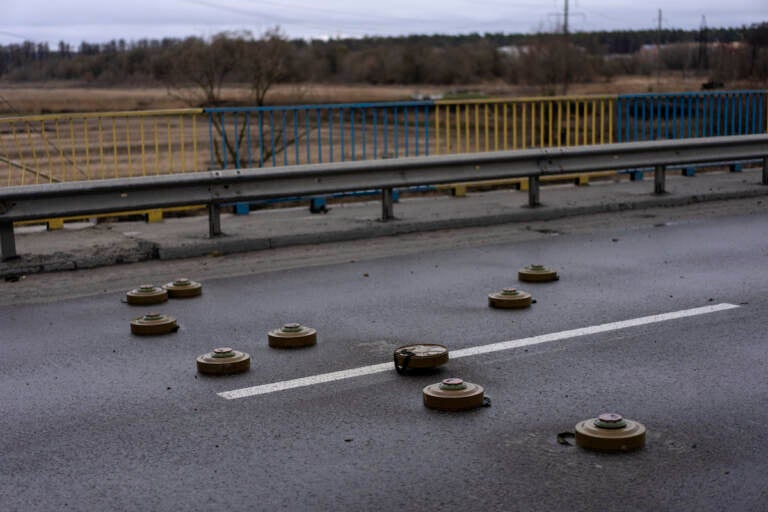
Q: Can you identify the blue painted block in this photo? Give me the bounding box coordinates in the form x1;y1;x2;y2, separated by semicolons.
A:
729;163;742;173
392;189;400;202
310;197;328;213
682;167;696;177
629;171;644;181
234;202;250;215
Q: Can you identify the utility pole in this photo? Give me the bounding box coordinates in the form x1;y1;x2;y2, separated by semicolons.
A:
656;9;662;88
562;0;570;95
698;15;709;71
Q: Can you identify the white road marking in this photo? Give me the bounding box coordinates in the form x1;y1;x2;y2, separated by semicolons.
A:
218;303;739;400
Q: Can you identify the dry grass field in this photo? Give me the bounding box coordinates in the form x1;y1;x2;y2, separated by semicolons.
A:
1;74;761;115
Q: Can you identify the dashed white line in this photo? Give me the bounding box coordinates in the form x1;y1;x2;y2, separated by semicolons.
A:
218;303;739;400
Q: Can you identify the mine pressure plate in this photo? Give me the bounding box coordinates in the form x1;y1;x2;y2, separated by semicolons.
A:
125;284;168;305
488;287;533;309
518;264;559;283
268;323;317;348
163;278;203;298
574;412;647;453
423;378;486;411
394;344;449;374
130;313;179;336
196;347;250;375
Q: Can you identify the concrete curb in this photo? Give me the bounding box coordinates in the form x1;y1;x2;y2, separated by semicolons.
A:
3;185;767;279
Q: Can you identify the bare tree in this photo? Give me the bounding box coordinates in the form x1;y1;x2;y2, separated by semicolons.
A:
155;29;296;168
156;33;241;107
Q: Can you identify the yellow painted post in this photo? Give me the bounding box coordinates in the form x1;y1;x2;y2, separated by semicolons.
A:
24;123;40;184
521;103;527;149
557;101;562;147
192;115;198;171
539;102;544;147
126;118;133;175
547;101;553;147
180;115;186;172
484;104;489;152
167;118;173;173
503;103;508;150
530;103;536;148
0;131;10;186
565;100;571;146
140;119;146;176
591;100;596;145
11;123;25;185
98;118;105;179
146;209;163;223
434;106;440;155
608;100;614;143
582;101;588;145
55;120;64;182
83;119;91;179
600;100;605;144
112;118;118;178
41;121;53;183
154;117;160;175
474;105;480;153
445;106;451;153
47;218;64;230
574;102;580;146
512;103;517;149
493;104;498;151
464;105;469;153
69;119;76;181
455;106;461;154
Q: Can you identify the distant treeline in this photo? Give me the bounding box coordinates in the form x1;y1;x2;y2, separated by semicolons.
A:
1;23;766;97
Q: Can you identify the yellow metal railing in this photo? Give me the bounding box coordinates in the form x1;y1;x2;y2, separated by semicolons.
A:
432;95;616;195
0;109;206;187
433;95;614;155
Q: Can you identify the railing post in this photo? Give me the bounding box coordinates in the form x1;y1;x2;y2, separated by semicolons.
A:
762;157;768;186
528;175;540;207
0;221;17;261
654;165;666;194
208;203;222;237
381;188;395;220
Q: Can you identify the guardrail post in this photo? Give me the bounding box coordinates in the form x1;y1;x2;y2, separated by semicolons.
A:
0;221;17;260
381;188;395;220
654;165;666;194
208;203;222;237
762;157;768;185
528;176;540;207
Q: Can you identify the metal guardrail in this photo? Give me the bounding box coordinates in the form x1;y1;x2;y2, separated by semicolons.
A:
2;134;766;260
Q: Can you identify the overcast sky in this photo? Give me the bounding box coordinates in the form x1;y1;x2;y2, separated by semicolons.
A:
2;0;766;47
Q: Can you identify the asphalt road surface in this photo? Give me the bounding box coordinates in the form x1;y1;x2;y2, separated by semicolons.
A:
2;202;767;511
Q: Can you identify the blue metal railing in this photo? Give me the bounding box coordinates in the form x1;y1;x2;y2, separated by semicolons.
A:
616;90;767;142
205;101;434;170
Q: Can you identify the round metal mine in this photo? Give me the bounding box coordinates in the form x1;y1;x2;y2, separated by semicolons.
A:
488;287;533;309
518;264;559;283
125;284;168;305
268;323;317;348
196;347;250;375
574;412;647;453
423;378;485;411
394;344;449;373
130;313;178;335
163;278;203;298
